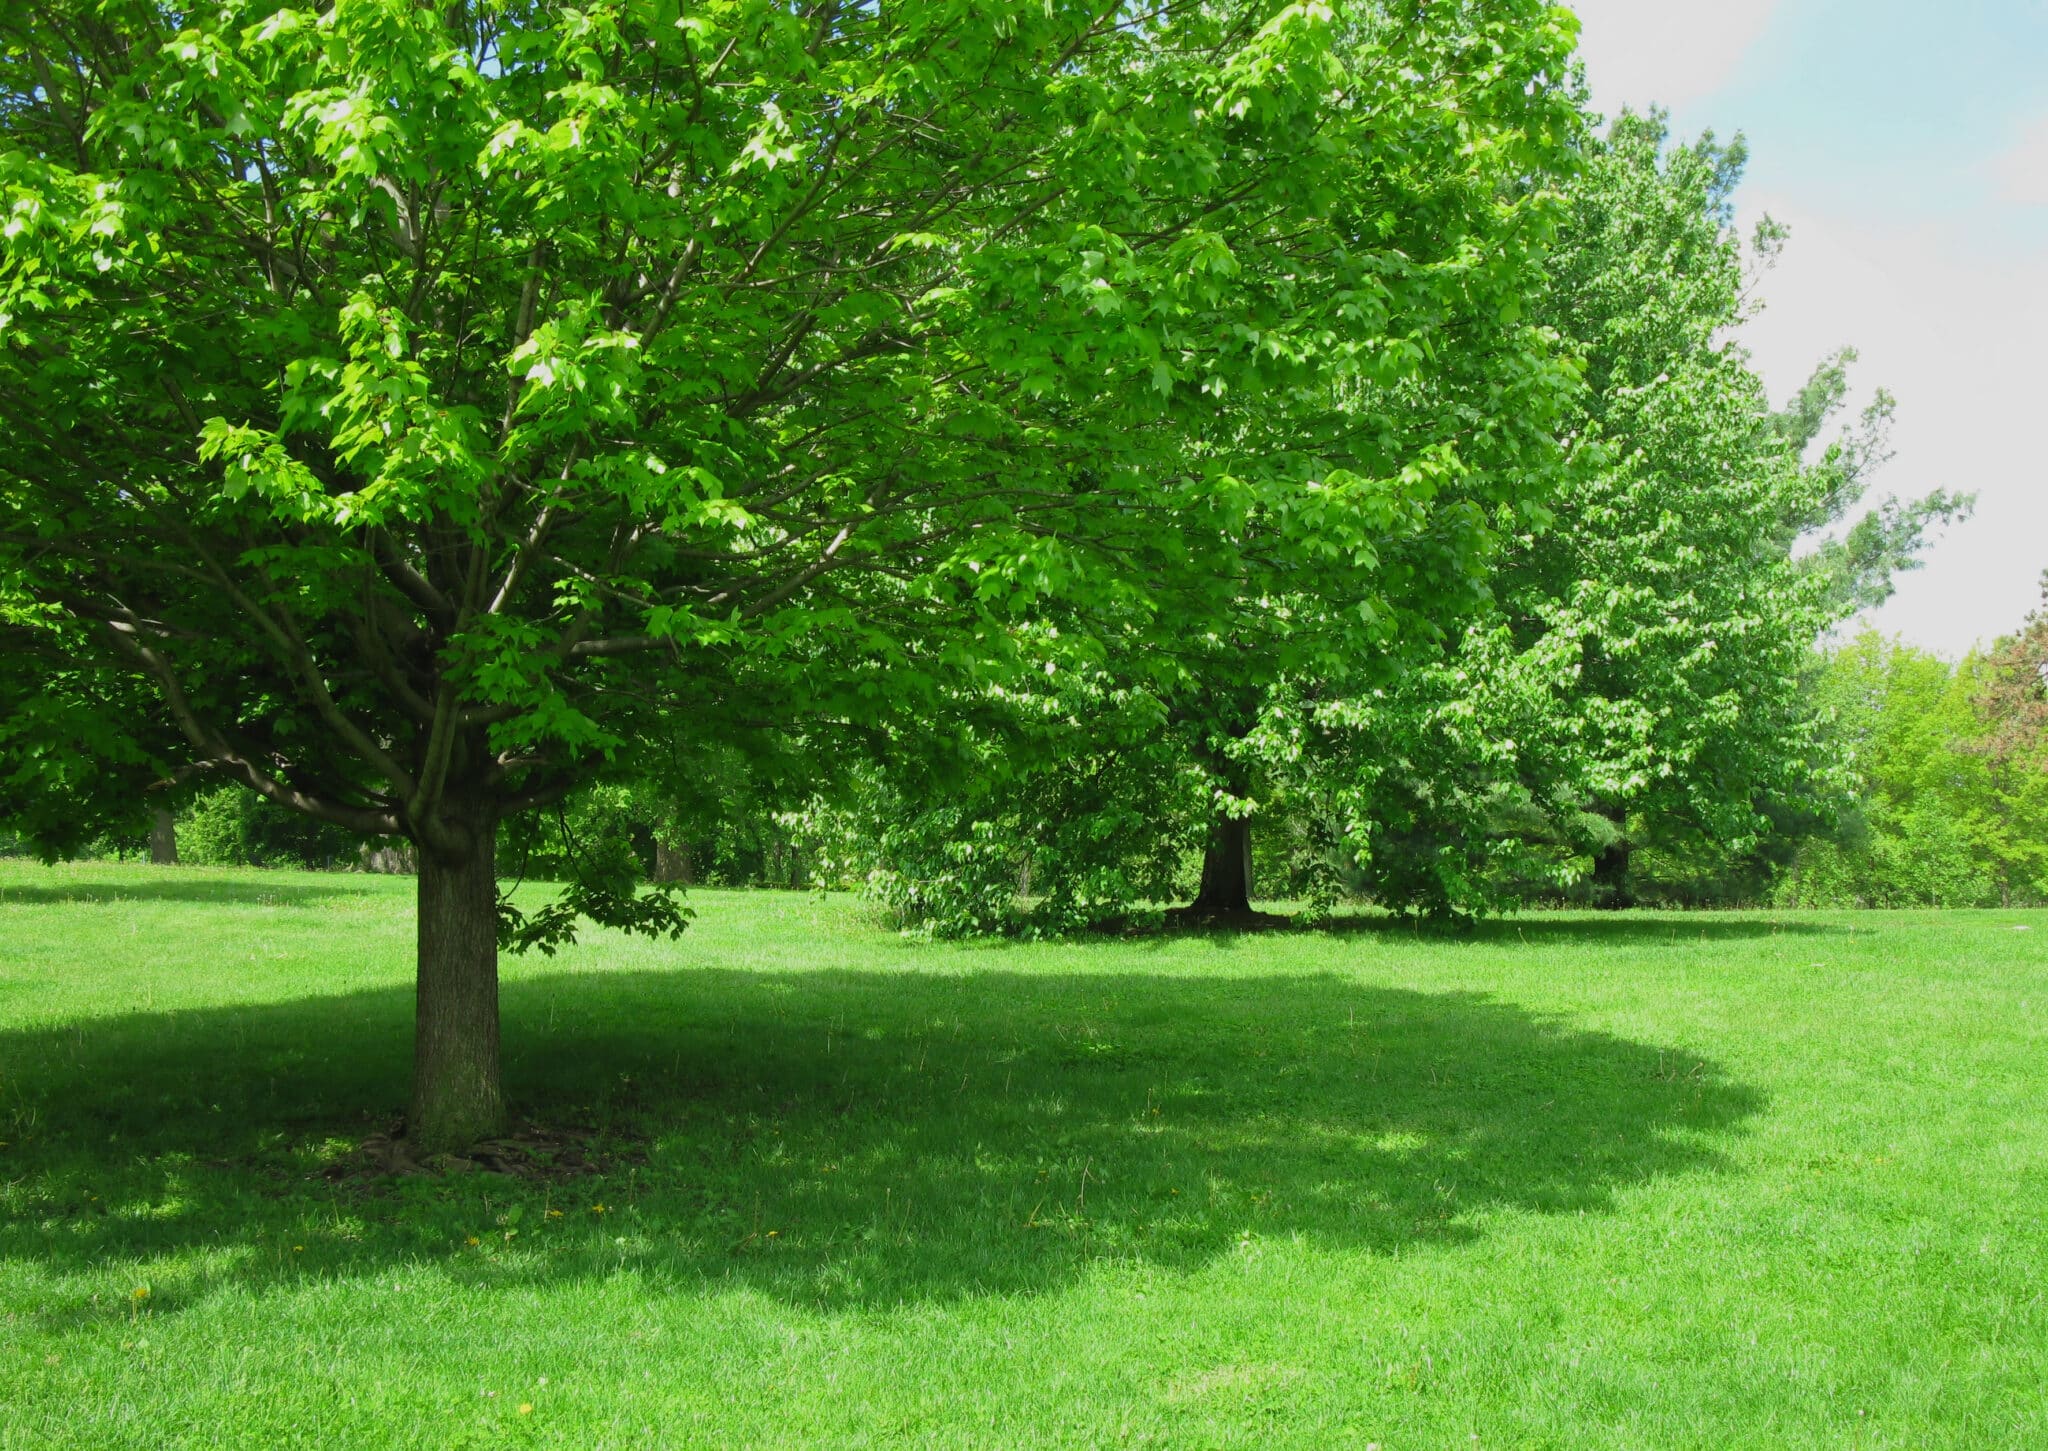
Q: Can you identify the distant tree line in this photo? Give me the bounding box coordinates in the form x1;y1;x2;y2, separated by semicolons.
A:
1775;621;2048;910
34;606;2045;914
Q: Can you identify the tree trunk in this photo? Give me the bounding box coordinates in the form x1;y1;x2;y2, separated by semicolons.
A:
410;808;504;1153
1189;814;1253;916
1592;838;1634;910
148;808;178;866
652;838;693;885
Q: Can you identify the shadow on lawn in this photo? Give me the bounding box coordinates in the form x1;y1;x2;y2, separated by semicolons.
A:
1347;915;1846;947
3;965;1761;1320
0;876;368;908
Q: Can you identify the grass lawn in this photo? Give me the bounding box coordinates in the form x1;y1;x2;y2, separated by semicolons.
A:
0;861;2042;1449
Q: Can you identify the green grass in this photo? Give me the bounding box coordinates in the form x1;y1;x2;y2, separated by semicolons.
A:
1;861;2043;1449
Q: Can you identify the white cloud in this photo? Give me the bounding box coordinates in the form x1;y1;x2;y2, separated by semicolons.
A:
1564;1;2047;655
1567;0;1782;114
1737;201;2048;656
1989;114;2048;205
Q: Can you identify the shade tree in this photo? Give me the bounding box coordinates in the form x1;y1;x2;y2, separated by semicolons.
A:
1;0;1584;1142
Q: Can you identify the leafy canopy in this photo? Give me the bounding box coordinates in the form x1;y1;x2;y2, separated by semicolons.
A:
2;0;1580;940
1293;114;1957;915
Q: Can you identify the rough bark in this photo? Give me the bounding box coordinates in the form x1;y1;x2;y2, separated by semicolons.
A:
1188;814;1254;916
148;807;178;866
410;803;504;1153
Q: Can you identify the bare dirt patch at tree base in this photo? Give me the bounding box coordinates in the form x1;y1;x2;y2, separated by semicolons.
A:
328;1120;637;1184
1159;906;1295;932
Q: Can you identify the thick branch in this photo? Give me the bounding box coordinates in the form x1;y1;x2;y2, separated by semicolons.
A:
103;618;403;836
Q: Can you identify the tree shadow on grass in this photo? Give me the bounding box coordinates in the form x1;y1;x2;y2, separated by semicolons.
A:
1326;914;1849;948
1128;912;1846;956
2;965;1761;1324
0;875;371;908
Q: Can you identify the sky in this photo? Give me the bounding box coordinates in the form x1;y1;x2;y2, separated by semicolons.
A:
1567;0;2048;658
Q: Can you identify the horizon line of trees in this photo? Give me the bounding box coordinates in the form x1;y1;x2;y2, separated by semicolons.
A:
35;617;2045;915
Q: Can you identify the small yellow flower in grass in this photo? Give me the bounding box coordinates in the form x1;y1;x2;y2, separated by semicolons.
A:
466;1236;481;1247
292;1245;304;1253
545;1209;563;1220
518;1403;534;1416
591;1203;608;1215
767;1230;778;1238
130;1286;149;1302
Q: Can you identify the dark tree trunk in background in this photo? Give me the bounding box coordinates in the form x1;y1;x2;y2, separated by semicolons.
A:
362;841;417;874
148;807;178;865
1189;814;1253;916
410;803;504;1153
652;838;694;885
1592;838;1635;910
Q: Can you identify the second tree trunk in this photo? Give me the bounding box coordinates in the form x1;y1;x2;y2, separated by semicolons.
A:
1592;838;1635;910
1190;815;1253;916
652;838;693;884
149;808;178;866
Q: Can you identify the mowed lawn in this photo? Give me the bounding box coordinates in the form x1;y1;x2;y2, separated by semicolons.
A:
0;862;2042;1449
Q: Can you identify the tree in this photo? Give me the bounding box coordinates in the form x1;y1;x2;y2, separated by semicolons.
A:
840;2;1590;928
0;637;192;859
148;808;179;865
1303;113;1963;915
1;0;1582;1144
1976;574;2048;768
814;639;1209;937
175;781;366;868
1782;630;2048;909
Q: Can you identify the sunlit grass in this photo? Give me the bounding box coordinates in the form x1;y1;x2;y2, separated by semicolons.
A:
1;860;2043;1448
